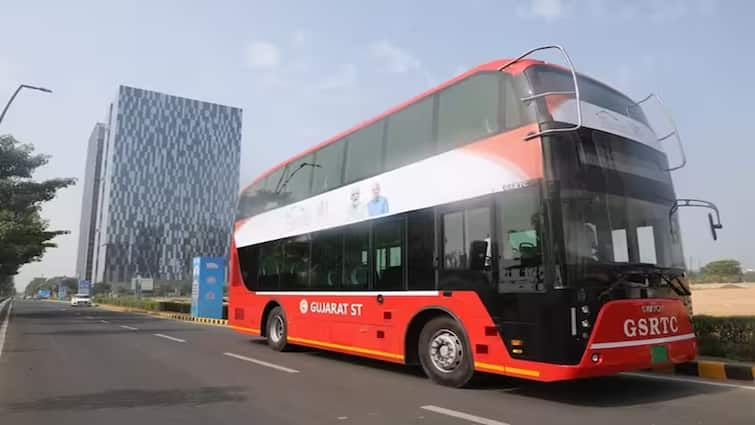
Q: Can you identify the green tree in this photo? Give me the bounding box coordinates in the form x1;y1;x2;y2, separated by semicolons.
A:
0;135;75;285
699;259;743;283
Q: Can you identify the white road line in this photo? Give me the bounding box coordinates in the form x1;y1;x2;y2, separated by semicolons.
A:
223;352;300;374
85;316;95;319
120;325;138;330
0;300;14;359
420;405;510;425
99;320;109;324
623;372;755;391
153;333;186;343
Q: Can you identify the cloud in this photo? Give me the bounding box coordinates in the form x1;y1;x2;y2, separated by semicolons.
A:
369;41;421;74
317;64;357;91
244;41;281;70
519;0;565;21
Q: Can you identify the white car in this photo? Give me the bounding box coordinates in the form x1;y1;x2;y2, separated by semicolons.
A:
71;294;92;307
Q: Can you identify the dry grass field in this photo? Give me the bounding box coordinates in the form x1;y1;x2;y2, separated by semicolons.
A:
691;284;755;316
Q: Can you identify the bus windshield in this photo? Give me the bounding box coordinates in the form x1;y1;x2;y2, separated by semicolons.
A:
545;128;685;288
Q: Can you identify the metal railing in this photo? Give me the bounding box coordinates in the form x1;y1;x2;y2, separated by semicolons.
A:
498;44;582;140
632;93;687;171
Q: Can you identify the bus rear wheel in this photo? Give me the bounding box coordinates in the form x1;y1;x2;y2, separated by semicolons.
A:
266;306;289;351
418;316;474;387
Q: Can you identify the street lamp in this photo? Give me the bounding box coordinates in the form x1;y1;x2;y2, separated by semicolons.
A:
0;84;53;126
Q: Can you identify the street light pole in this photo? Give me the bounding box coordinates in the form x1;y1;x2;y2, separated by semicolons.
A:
0;84;53;126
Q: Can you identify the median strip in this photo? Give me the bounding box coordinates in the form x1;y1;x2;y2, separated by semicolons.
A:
0;299;13;359
153;333;186;343
223;352;300;373
420;405;511;425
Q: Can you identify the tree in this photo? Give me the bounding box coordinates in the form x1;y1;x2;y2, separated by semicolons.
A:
0;135;75;285
699;259;743;283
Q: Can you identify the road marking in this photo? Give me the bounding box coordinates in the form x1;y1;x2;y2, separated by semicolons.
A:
623;372;755;391
153;333;186;343
420;405;510;425
120;325;138;330
85;316;95;319
99;320;109;324
223;352;300;373
0;300;13;359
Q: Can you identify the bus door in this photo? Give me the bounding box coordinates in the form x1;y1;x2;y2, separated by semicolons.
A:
437;200;496;293
367;217;406;353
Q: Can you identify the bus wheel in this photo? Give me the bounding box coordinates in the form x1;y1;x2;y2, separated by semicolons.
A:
266;306;289;351
418;316;474;387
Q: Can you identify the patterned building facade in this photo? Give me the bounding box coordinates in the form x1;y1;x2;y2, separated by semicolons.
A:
88;86;242;284
74;123;107;282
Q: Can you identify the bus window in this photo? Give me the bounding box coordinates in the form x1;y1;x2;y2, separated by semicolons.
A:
385;97;435;171
498;186;543;285
442;207;491;271
310;230;343;289
280;235;310;289
282;154;315;203
311;138;346;195
343;223;369;289
437;73;500;153
442;211;465;269
407;208;435;290
344;120;385;184
237;244;260;290
258;241;283;290
374;219;405;290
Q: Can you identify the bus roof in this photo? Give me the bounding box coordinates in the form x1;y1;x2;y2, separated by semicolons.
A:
242;58;544;192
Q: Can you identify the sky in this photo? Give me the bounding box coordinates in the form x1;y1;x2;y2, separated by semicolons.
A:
1;0;753;290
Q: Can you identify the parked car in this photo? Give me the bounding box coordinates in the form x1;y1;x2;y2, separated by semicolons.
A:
70;294;92;307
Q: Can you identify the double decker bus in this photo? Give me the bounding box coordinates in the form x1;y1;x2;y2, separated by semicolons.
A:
229;45;723;387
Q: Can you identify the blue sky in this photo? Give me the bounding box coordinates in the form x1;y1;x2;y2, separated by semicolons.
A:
2;0;753;289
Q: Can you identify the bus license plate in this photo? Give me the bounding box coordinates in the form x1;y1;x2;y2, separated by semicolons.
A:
650;345;669;364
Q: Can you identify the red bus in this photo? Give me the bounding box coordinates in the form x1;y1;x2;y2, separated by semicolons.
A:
228;45;722;387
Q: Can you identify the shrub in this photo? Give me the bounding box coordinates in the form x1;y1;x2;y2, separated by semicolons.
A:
693;315;755;361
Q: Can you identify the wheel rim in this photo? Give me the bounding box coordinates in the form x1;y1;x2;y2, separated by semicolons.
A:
428;328;463;373
269;315;285;343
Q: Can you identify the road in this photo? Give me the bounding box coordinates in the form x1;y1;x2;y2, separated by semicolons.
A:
0;300;753;425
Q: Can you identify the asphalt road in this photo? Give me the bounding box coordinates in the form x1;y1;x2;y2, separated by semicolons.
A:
1;299;753;425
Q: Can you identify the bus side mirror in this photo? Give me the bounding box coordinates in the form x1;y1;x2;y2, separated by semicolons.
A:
669;199;722;241
708;212;722;241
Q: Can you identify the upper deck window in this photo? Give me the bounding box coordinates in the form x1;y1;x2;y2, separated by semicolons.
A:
525;65;650;126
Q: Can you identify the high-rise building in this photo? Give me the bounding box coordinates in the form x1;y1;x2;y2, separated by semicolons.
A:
83;86;242;285
74;123;107;282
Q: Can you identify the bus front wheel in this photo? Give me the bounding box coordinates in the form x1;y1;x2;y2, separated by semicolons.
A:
266;306;289;351
418;316;474;387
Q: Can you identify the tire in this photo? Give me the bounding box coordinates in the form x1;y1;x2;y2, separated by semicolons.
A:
266;306;289;352
418;316;474;388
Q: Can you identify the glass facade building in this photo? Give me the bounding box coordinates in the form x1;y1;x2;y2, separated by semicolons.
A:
74;123;107;282
84;86;242;285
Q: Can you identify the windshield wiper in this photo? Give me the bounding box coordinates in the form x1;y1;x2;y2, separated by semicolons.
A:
596;264;688;300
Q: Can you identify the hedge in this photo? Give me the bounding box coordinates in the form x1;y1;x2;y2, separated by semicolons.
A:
93;297;227;319
693;315;755;362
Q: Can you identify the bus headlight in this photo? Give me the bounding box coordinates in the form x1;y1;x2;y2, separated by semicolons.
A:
581;305;590;314
581;319;590;328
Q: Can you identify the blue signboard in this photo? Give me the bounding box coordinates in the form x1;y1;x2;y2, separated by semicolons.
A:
37;289;51;299
58;286;67;300
191;256;226;319
78;280;91;296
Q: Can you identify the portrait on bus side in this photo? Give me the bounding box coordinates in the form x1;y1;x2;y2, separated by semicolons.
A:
367;181;389;217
